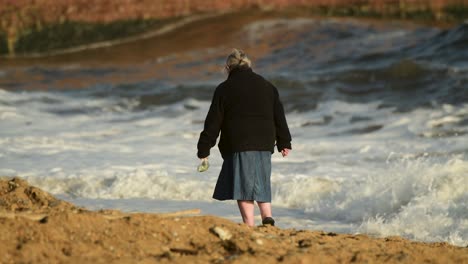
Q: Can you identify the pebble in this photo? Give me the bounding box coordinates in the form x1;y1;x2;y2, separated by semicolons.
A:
210;226;232;241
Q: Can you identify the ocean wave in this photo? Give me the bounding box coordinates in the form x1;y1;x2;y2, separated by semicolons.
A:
23;167;213;201
2;22;468;110
357;159;468;247
272;157;468;247
411;23;468;64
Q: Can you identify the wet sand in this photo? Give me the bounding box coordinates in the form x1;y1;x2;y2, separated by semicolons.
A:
0;177;466;263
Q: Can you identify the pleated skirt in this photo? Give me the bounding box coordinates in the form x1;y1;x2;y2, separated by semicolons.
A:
213;151;272;202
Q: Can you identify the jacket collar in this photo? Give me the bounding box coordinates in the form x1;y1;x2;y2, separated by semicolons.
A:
228;66;252;78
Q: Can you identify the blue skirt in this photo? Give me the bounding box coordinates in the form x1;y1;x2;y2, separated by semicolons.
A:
213;151;272;202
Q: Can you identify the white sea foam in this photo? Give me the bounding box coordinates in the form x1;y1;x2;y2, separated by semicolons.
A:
357;159;468;246
25;167;212;200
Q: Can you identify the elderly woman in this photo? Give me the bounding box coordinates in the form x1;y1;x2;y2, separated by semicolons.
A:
197;49;292;227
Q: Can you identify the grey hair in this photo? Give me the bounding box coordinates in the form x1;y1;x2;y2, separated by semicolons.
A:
225;49;251;73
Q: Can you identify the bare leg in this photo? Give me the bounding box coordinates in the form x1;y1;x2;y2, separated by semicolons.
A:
237;200;255;227
257;202;272;220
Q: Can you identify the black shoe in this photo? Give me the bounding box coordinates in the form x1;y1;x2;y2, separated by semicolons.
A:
262;217;275;226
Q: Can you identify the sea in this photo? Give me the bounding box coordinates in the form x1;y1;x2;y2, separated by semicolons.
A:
0;15;467;247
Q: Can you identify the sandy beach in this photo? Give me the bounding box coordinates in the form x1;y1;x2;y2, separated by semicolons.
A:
0;177;466;263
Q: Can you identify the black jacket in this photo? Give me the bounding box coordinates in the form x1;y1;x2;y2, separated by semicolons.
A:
197;67;291;158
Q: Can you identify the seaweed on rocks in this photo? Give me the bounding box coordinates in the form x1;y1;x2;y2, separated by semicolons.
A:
444;4;468;20
0;32;7;55
13;18;175;55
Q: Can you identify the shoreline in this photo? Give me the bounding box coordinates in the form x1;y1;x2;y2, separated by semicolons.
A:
1;177;467;263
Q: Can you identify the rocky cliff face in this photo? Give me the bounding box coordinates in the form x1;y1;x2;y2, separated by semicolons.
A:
1;0;467;56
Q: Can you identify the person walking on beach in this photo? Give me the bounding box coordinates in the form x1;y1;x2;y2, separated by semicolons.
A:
197;49;292;227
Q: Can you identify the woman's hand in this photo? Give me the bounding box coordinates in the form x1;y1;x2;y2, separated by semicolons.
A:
281;148;290;157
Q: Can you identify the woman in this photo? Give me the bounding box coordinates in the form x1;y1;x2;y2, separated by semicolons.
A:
197;49;292;227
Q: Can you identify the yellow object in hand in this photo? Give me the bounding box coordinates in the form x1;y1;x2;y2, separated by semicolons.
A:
197;159;210;172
